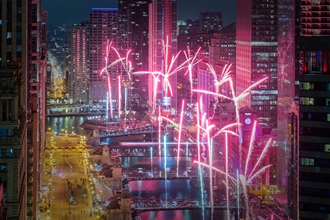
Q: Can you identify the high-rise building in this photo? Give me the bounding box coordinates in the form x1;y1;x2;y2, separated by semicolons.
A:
0;67;22;219
178;33;213;56
89;8;118;106
209;22;236;65
27;2;48;219
177;33;213;107
199;11;223;34
69;22;90;104
299;37;330;220
1;1;47;219
301;1;330;37
287;111;298;220
197;54;232;117
118;0;150;112
209;22;236;93
236;0;295;194
148;0;177;109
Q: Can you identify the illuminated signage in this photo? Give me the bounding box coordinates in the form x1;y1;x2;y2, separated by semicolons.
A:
245;118;252;125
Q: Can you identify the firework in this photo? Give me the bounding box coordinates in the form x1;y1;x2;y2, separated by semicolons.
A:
208;63;232;94
118;75;121;118
184;46;202;102
158;105;162;177
177;100;185;177
99;40;125;119
194;120;272;220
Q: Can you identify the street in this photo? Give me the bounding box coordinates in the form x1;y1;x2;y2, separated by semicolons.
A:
41;135;102;220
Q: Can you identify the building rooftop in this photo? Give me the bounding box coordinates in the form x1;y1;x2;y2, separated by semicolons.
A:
217;22;236;35
239;106;257;113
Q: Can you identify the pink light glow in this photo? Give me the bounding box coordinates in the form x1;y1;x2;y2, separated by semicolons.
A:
249;138;272;178
132;71;162;113
192;89;231;100
225;132;230;220
208;63;232;94
99;40;125;119
107;77;113;119
211;122;240;139
158;105;161;177
196;102;205;213
118;75;121;118
245;120;257;177
205;119;214;215
184;46;202;101
161;116;176;126
111;46;134;81
193;161;237;183
237;77;268;102
161;36;192;97
177;100;185;177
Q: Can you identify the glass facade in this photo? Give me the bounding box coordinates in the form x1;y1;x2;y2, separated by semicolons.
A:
237;0;295;194
299;38;330;219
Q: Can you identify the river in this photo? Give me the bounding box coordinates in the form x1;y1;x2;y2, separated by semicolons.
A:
46;116;229;219
46;116;87;134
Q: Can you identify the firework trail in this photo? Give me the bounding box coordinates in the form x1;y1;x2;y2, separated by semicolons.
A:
194;120;272;220
184;46;202;103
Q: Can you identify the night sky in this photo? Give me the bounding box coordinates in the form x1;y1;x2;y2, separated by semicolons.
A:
42;0;236;28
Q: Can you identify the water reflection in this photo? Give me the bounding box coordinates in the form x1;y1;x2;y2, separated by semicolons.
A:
46;116;87;134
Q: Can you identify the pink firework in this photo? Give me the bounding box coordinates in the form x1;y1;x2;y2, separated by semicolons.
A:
118;75;121;118
193;120;272;220
184;46;202;101
177;100;185;177
209;63;232;94
99;40;125;119
158;105;162;177
111;47;134;82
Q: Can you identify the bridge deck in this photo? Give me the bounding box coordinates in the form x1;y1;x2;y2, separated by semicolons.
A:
130;197;242;213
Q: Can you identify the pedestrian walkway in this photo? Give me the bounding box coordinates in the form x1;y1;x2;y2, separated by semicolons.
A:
40;135;105;219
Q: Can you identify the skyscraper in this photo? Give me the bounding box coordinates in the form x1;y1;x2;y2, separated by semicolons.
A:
199;11;223;34
1;1;47;219
209;22;236;93
236;0;295;193
299;37;330;220
209;22;236;65
69;22;90;104
118;0;150;112
89;8;118;107
177;33;213;107
148;0;177;109
298;1;330;219
27;2;48;219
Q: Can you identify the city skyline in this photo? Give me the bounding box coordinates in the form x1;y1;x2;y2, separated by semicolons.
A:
42;0;236;28
0;0;328;219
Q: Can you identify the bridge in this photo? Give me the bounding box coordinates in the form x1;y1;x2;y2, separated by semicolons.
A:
47;112;105;117
90;144;198;157
122;168;209;182
131;197;243;213
98;129;156;138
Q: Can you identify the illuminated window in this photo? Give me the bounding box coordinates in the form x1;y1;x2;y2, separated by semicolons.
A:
300;82;314;90
300;97;314;105
300;158;314;166
326;99;330;106
325;144;330;152
6;149;13;158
